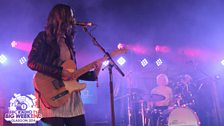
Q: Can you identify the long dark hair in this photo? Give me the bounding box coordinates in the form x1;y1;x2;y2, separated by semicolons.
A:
45;4;76;46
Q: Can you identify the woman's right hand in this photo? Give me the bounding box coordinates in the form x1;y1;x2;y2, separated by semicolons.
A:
62;69;74;81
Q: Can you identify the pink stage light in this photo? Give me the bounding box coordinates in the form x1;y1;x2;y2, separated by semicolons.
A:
117;43;125;50
11;41;17;48
117;42;151;55
128;44;149;55
155;45;170;53
178;48;215;60
10;41;32;52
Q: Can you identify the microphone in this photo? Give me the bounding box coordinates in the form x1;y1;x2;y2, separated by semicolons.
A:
75;22;94;27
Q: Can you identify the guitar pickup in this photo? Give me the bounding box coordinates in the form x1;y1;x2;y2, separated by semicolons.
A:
52;79;64;89
51;90;69;101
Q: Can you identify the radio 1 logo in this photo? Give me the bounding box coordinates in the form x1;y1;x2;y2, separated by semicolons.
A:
5;93;42;124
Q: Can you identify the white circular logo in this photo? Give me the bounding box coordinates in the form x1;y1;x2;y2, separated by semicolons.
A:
5;93;42;124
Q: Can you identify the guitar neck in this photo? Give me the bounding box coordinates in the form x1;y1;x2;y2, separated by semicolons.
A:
74;48;128;79
74;56;107;79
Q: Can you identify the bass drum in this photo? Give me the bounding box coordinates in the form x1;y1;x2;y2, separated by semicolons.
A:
167;107;200;126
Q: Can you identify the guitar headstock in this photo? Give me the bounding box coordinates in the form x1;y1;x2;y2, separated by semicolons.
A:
110;47;128;57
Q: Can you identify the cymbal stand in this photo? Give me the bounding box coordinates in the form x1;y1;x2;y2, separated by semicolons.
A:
127;96;131;126
126;71;133;126
140;100;145;126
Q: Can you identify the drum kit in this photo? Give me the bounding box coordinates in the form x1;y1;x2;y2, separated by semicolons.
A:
125;81;201;126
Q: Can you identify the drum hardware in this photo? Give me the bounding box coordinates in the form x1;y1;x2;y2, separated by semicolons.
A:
173;92;195;108
139;100;146;126
127;96;132;126
129;74;200;126
172;79;197;108
137;93;167;126
180;99;195;108
144;89;199;126
126;92;166;126
123;89;201;126
125;98;200;126
142;94;166;102
114;89;143;126
147;106;169;126
124;88;145;126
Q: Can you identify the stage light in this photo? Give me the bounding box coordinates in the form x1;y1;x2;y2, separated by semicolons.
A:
19;57;27;64
221;59;224;66
215;75;220;79
102;60;109;66
0;54;7;64
117;57;126;66
117;43;125;49
11;41;17;48
10;40;32;52
141;58;148;67
156;58;163;66
155;45;170;53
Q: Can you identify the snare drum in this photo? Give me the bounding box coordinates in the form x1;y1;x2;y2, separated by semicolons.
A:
158;107;200;126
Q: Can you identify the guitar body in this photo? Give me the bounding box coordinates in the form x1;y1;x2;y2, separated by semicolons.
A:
34;60;86;108
33;48;128;108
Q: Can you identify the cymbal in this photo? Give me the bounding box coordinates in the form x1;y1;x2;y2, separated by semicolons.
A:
123;88;145;101
143;94;165;102
126;88;144;95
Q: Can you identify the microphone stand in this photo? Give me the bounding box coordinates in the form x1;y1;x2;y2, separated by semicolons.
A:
82;27;125;126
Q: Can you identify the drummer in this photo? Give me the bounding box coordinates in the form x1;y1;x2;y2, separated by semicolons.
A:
149;73;173;126
150;73;173;107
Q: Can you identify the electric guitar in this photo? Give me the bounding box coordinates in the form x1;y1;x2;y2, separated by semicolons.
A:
33;48;128;108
